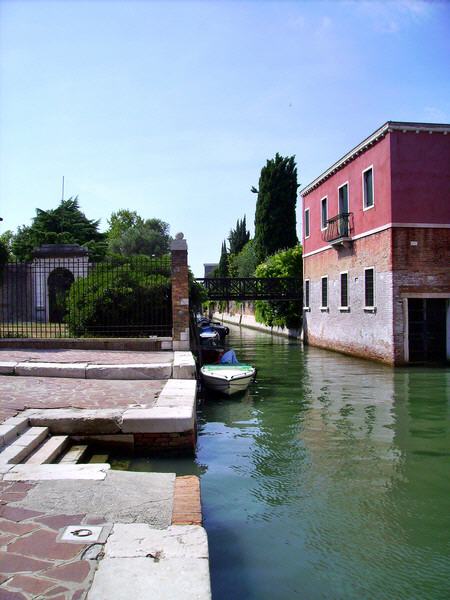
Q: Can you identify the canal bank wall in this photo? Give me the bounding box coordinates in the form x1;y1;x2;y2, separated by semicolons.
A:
213;310;302;339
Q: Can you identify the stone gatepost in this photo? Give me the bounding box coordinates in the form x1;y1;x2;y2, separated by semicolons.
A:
171;233;190;351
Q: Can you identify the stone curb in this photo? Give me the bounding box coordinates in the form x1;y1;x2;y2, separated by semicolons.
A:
172;352;196;379
1;360;174;380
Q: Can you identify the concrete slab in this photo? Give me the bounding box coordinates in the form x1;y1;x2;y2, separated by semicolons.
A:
4;463;110;481
105;524;208;559
172;352;196;379
15;361;88;378
87;557;211;600
85;363;172;380
0;377;163;412
0;361;17;375
121;405;195;433
13;470;176;527
26;408;124;435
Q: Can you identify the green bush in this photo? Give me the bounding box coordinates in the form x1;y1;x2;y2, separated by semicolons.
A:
254;246;302;329
66;257;171;337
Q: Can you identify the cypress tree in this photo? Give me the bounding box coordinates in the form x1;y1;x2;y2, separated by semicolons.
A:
253;153;298;263
217;240;229;276
228;216;250;255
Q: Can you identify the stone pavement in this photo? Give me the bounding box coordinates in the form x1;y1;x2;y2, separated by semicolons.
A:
0;348;208;599
0;377;163;422
0;473;207;599
0;349;173;365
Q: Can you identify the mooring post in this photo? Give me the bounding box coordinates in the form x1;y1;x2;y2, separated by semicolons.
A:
171;233;190;351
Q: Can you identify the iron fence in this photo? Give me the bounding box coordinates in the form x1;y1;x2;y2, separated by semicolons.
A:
0;256;172;338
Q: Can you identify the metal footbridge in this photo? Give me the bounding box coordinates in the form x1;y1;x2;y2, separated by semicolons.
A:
195;277;302;301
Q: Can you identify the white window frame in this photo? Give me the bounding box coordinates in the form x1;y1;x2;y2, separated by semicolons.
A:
304;279;310;310
364;267;376;310
320;275;328;311
304;208;310;239
320;197;328;231
339;270;350;311
338;181;350;214
362;165;375;211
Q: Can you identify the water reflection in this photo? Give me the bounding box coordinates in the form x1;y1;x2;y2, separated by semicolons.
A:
111;323;449;600
200;325;450;600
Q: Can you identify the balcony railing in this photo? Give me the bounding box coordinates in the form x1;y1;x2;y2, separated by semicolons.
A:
322;212;353;245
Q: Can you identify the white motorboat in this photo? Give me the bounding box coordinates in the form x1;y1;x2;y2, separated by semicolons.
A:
200;364;256;396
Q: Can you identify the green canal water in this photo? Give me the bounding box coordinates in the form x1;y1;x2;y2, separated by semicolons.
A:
114;324;450;600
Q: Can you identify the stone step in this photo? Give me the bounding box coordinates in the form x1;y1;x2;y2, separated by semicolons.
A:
0;427;49;464
0;416;29;446
59;444;89;464
90;454;109;464
25;435;69;464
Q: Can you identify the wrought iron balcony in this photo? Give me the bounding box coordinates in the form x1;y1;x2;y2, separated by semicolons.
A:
322;212;354;246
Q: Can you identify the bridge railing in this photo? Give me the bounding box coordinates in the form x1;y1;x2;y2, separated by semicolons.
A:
195;277;302;301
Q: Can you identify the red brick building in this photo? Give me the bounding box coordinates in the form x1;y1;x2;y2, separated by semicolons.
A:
301;121;450;365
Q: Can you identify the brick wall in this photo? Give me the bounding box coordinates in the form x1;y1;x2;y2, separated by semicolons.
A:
303;229;395;363
171;236;190;351
304;227;450;364
134;430;196;455
392;227;450;364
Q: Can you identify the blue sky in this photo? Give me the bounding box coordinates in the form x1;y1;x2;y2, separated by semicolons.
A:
1;0;449;275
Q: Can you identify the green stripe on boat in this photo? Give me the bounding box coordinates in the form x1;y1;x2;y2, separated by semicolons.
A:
202;364;253;371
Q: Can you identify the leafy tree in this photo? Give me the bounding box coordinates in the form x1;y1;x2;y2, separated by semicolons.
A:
107;210;144;242
228;239;258;277
228;216;250;255
12;198;106;261
0;230;14;260
254;245;303;329
252;153;299;263
107;212;170;257
189;269;208;311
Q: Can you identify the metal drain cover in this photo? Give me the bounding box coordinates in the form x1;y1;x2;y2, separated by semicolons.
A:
59;525;109;543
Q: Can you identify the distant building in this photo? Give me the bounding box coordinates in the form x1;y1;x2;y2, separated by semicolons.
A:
203;263;218;278
301;121;450;365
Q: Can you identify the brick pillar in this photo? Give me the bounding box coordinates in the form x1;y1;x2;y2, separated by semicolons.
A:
171;233;190;351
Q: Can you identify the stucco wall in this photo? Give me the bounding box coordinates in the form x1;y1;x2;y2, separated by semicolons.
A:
302;134;392;255
390;130;450;224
